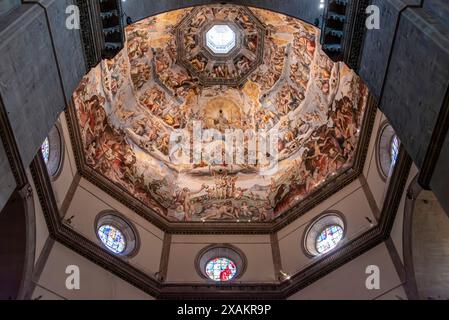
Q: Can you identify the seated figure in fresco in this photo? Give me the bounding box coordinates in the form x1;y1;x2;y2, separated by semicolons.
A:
236;202;251;218
214;110;230;132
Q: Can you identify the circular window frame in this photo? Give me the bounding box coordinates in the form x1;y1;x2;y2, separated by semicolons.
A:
302;211;346;258
195;244;247;283
41;123;64;181
376;121;399;181
94;211;140;258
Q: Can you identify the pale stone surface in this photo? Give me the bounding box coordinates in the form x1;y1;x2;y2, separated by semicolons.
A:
412;191;449;300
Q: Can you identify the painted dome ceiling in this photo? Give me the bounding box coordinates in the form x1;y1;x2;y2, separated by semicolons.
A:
72;5;369;225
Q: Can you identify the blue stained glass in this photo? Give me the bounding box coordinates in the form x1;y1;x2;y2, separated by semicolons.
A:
98;225;126;254
390;135;400;167
316;225;344;254
41;138;50;164
205;257;237;282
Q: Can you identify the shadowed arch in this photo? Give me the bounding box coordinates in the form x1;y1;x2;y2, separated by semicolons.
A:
0;185;35;300
403;174;449;300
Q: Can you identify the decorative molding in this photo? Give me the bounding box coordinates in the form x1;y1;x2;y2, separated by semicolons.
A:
0;94;27;187
385;237;406;283
270;233;283;280
401;174;421;300
342;0;371;71
24;237;55;300
29;137;412;298
99;0;125;60
319;0;370;67
280;146;411;298
359;174;381;221
60;172;81;218
0;3;414;298
17;184;36;300
30;155;162;297
157;233;172;282
76;0;104;69
63;93;378;235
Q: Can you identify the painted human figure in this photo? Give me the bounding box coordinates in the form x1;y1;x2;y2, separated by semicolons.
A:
203;202;236;221
175;185;206;221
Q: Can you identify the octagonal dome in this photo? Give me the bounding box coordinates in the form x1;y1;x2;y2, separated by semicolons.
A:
206;24;237;54
175;6;266;87
71;5;370;229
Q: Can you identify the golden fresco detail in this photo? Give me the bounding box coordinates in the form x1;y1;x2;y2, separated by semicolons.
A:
73;5;368;223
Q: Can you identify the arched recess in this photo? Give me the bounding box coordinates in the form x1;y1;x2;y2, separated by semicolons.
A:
403;174;449;300
0;185;36;300
402;175;421;299
120;0;321;26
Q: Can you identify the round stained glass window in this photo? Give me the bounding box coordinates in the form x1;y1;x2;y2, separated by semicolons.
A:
316;225;344;254
205;257;237;282
390;135;400;167
97;224;126;254
41;137;50;164
378;124;400;179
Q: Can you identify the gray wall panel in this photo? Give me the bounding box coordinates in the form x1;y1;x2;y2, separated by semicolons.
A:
122;0;322;25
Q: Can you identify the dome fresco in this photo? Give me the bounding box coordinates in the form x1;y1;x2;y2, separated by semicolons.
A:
72;4;368;223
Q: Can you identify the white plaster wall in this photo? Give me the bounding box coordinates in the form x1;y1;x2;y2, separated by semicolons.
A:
167;234;275;283
32;242;154;300
51;113;78;209
27;169;49;265
288;243;403;300
65;178;164;277
364;113;389;210
390;164;419;264
278;179;376;276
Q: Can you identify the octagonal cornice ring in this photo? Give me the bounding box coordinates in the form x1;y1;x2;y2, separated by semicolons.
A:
199;20;242;61
175;5;267;87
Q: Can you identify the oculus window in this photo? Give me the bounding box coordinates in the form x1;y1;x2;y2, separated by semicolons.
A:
205;257;238;282
95;212;139;257
196;245;246;282
206;24;236;54
40;125;63;178
316;225;344;254
41;138;50;165
98;225;126;254
304;212;345;257
377;123;401;179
